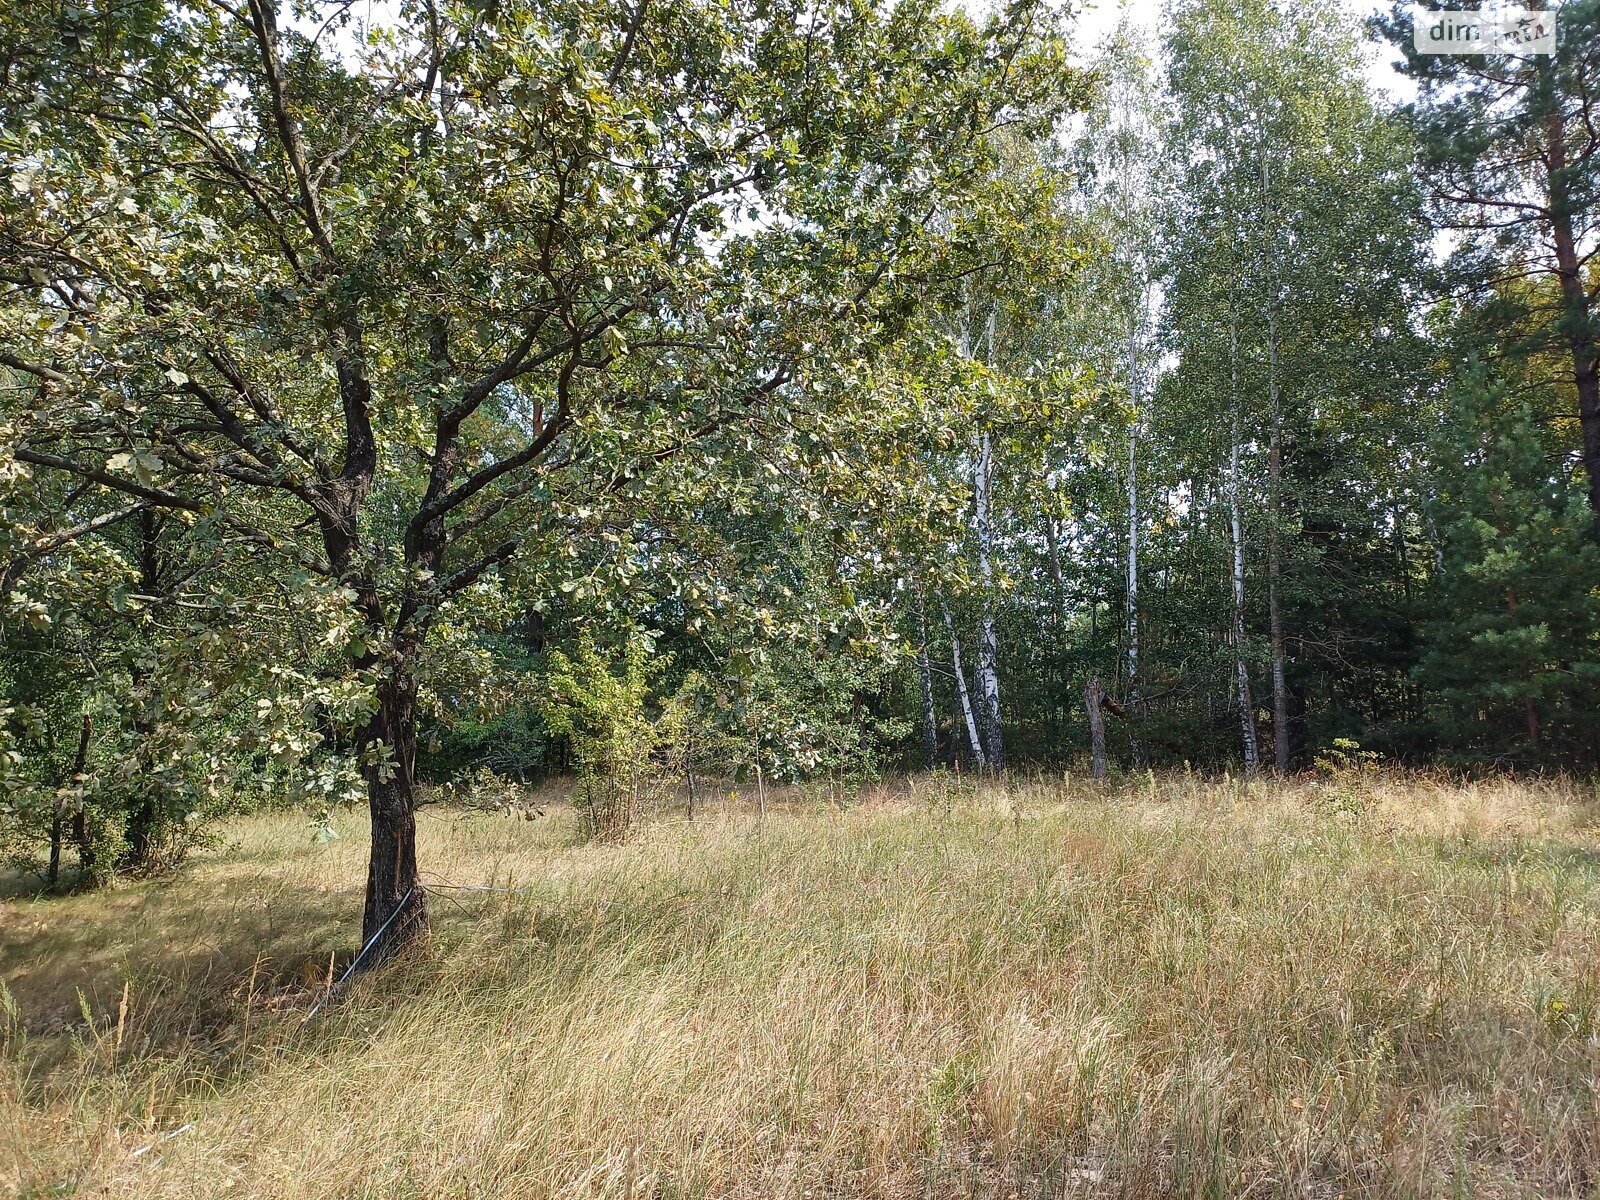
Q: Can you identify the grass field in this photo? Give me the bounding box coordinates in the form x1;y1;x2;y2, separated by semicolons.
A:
3;770;1600;1199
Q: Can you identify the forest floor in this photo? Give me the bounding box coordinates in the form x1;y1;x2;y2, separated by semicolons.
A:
3;770;1600;1199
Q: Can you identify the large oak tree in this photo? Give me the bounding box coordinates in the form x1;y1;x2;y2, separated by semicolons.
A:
0;0;1081;954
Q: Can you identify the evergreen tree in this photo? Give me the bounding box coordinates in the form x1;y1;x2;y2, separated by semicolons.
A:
1386;0;1600;523
1418;359;1600;764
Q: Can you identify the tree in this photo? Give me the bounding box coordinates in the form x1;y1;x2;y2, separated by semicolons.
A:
1417;358;1600;763
1;0;1080;955
0;449;356;883
1071;14;1164;758
1387;0;1600;523
540;631;667;840
1163;0;1430;772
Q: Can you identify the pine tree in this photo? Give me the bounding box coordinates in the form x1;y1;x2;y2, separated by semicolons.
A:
1418;360;1600;764
1387;0;1600;524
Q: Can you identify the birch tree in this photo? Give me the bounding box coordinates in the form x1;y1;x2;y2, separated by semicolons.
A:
1164;0;1426;772
1227;298;1261;776
943;602;987;769
972;426;1004;769
1073;16;1165;754
913;589;938;768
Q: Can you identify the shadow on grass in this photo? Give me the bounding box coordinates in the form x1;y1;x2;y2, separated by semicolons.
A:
0;866;356;1049
0;843;561;1081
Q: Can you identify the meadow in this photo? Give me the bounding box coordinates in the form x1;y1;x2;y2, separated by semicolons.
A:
4;770;1599;1199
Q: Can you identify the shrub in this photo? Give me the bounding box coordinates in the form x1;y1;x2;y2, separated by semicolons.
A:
540;633;677;841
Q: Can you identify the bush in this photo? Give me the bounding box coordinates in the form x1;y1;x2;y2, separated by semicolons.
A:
540;633;679;841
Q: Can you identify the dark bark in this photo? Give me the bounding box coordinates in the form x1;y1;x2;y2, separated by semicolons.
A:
49;714;93;887
1288;678;1310;765
305;308;430;960
122;511;161;871
124;797;156;871
1086;676;1107;781
914;590;938;768
1545;104;1600;526
73;807;93;877
360;670;427;962
520;606;546;654
48;811;62;887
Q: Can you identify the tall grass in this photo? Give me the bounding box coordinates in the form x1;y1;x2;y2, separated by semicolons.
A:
3;770;1599;1198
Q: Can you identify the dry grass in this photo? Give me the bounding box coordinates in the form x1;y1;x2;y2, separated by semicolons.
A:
4;769;1600;1199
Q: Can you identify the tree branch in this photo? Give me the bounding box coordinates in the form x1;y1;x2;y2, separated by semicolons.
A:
0;353;68;384
245;0;337;260
15;448;206;511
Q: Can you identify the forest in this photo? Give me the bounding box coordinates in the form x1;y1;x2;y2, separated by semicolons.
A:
2;0;1600;1195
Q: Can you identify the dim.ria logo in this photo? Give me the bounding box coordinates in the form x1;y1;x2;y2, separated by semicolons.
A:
1411;5;1558;54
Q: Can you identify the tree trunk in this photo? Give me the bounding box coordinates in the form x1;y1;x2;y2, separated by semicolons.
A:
123;510;162;870
943;604;987;770
1043;511;1068;603
1266;288;1289;775
72;715;96;879
1229;300;1260;778
124;796;156;871
685;739;698;821
48;809;62;887
1125;414;1142;762
1086;676;1107;781
1124;256;1145;763
73;804;93;878
49;713;93;887
1506;586;1542;747
1042;511;1072;741
361;669;427;962
914;589;939;768
973;430;1004;771
1393;501;1414;605
1545;101;1600;527
1423;505;1446;574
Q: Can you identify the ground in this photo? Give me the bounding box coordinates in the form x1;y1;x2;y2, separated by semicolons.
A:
3;770;1599;1199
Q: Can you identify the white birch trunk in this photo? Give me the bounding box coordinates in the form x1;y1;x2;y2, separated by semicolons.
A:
1124;315;1142;768
1126;422;1139;712
943;603;986;770
1266;288;1289;775
1423;506;1446;574
1229;299;1260;777
1117;69;1146;758
1262;153;1289;775
973;428;1004;771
